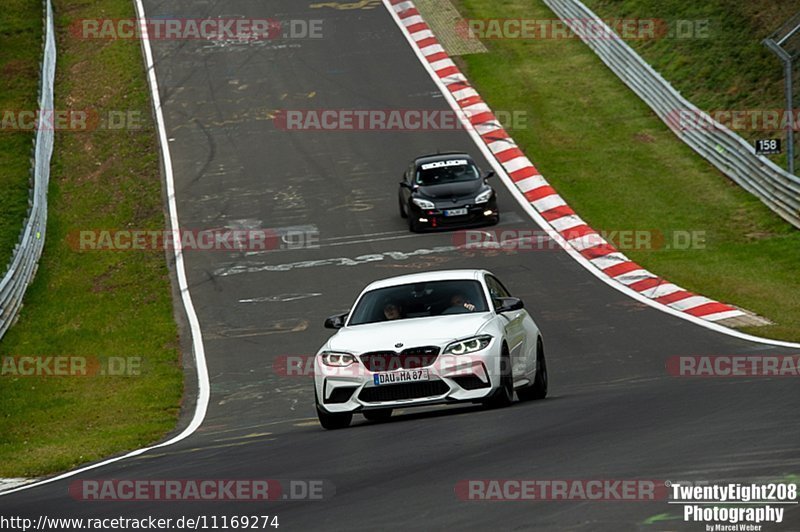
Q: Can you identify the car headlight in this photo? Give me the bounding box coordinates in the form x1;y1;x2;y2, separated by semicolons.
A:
475;189;493;204
320;351;357;367
444;335;492;355
412;198;435;210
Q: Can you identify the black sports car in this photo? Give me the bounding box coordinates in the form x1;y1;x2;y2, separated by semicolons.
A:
398;153;499;232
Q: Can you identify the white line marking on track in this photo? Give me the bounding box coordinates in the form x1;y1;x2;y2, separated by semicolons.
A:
322;233;422;247
241;232;424;257
214;246;459;276
239;293;322;303
324;229;408;241
0;479;35;493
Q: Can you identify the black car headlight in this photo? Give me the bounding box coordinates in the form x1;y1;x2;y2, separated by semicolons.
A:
475;189;493;204
412;198;436;210
320;351;357;367
443;335;492;355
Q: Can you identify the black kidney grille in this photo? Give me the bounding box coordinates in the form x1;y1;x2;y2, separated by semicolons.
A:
360;346;440;371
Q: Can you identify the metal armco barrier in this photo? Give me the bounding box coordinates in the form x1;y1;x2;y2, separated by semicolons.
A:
544;0;800;229
0;0;56;340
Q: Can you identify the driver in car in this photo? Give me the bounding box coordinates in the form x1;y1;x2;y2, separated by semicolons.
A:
383;301;404;320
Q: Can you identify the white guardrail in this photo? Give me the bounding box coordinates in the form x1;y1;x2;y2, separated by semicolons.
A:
0;0;55;340
544;0;800;229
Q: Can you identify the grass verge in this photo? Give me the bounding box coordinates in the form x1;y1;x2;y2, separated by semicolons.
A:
0;0;182;477
0;1;42;272
453;0;800;341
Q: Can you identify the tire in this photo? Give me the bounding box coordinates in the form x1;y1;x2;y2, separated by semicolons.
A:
408;215;420;233
316;404;352;430
484;348;513;409
363;409;393;422
518;337;547;401
399;195;408;218
315;388;352;429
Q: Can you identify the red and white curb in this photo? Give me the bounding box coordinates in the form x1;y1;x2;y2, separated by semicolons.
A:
387;0;756;326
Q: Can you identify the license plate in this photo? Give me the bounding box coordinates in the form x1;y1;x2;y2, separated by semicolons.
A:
373;369;430;386
444;208;468;217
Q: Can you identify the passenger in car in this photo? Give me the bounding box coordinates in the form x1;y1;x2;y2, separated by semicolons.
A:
442;293;476;314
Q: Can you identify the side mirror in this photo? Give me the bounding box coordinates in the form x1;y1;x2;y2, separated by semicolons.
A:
399;181;412;189
484;171;495;179
495;297;524;313
324;312;348;329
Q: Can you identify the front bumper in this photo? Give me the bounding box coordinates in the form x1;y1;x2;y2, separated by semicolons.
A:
409;198;499;230
314;345;502;413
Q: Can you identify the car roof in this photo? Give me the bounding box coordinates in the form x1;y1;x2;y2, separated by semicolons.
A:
413;152;474;168
363;269;489;292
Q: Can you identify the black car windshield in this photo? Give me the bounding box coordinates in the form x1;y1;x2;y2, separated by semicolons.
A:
415;158;480;186
348;280;489;325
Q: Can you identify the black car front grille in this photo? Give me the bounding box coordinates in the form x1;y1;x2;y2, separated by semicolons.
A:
360;346;440;371
359;380;450;402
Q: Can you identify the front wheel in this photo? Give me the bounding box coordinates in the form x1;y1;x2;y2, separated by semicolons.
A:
408;214;421;233
484;350;513;409
518;338;547;401
315;388;352;429
316;404;352;429
398;195;408;218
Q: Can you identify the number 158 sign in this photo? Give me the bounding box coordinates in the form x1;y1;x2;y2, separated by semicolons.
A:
755;139;781;155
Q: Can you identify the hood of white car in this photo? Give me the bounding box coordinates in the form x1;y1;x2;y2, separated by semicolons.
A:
326;313;494;353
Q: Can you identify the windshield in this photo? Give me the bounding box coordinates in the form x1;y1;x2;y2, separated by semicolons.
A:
348;280;488;326
415;159;480;186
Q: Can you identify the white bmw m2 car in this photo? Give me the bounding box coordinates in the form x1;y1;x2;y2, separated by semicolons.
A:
313;269;547;429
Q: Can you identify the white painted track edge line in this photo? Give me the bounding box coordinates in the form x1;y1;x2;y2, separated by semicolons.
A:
0;0;211;497
382;0;800;349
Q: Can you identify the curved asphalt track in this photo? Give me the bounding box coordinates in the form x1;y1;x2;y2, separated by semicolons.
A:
1;1;799;530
